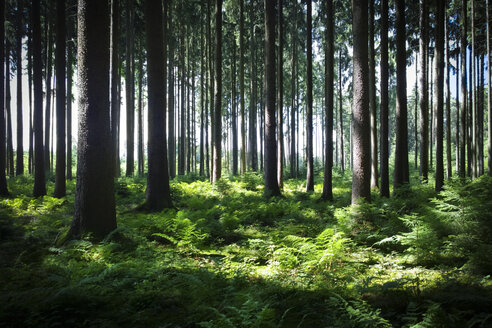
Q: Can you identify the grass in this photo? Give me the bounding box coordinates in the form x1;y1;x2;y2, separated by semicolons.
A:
1;171;492;327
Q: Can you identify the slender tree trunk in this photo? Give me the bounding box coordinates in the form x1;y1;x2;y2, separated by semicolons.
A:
445;10;452;179
0;0;8;195
200;0;205;176
15;0;24;176
434;0;444;192
232;41;238;176
212;0;222;183
488;0;491;176
67;11;74;180
125;0;135;177
414;60;418;170
179;24;186;175
379;0;389;197
144;0;172;210
111;0;120;178
478;55;484;176
369;0;378;189
277;0;284;188
137;51;144;176
249;3;258;171
168;0;176;179
455;52;460;174
70;0;116;238
6;41;14;177
239;0;246;174
467;51;473;177
352;0;370;203
394;0;409;189
28;24;33;175
290;5;297;178
339;50;344;173
32;0;45;197
264;0;280;196
460;0;467;178
54;0;66;197
44;20;53;174
322;0;333;201
305;0;314;192
471;0;477;178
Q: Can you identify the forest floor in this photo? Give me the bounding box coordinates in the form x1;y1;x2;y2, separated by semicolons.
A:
1;171;492;327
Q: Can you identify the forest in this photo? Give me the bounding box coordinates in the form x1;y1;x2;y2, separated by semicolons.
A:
1;0;492;326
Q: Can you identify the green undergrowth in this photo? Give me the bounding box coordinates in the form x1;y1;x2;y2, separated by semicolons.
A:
1;172;492;327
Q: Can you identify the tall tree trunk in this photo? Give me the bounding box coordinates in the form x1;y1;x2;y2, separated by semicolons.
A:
200;0;205;177
290;4;297;178
471;0;477;178
460;0;467;178
305;0;314;192
488;0;491;176
168;0;176;179
137;51;144;177
277;0;284;188
0;0;8;195
264;0;280;196
54;0;66;197
179;23;186;175
434;0;445;192
144;0;173;210
455;52;460;174
478;55;484;176
232;40;238;176
430;54;434;169
6;41;14;177
67;10;74;180
322;0;333;201
249;2;257;171
125;0;135;177
380;0;389;197
369;0;378;189
70;0;116;238
32;0;45;197
212;0;222;183
111;0;120;178
414;60;418;170
44;19;53;174
445;10;452;179
339;50;344;173
15;0;24;176
239;0;246;174
394;0;409;189
28;22;33;175
352;0;370;203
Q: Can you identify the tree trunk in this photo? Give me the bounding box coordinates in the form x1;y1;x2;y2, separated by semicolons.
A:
0;0;8;195
28;22;33;175
414;60;418;170
32;0;45;197
351;0;370;203
471;0;477;178
125;0;135;177
430;54;433;169
305;0;314;192
339;50;344;173
393;0;409;189
144;0;173;210
419;0;429;182
67;10;74;180
168;0;176;179
179;23;186;176
200;0;205;177
137;51;144;177
321;0;333;201
379;0;389;197
455;52;460;174
44;19;53;174
277;0;284;188
111;0;120;178
212;0;222;183
232;40;238;176
15;0;24;176
434;0;444;192
369;0;378;189
239;0;246;174
290;3;297;179
445;10;452;179
488;0;491;176
249;2;257;171
478;55;484;176
460;0;467;178
70;0;116;238
54;0;66;197
6;40;14;177
264;0;280;196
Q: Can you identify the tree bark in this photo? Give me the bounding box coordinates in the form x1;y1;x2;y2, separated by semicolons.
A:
290;3;297;178
339;50;345;173
394;0;409;189
264;0;280;196
168;0;176;179
111;0;120;178
70;0;116;238
32;0;45;197
471;0;477;178
434;0;445;192
212;0;222;183
0;0;8;195
460;0;467;178
28;21;33;175
322;0;333;201
488;0;491;175
232;40;238;176
369;0;378;189
249;2;257;172
239;0;246;175
144;0;173;210
379;0;389;197
445;9;452;179
277;0;284;188
200;0;205;176
305;0;314;192
351;0;370;203
15;0;24;176
67;11;74;180
44;18;53;173
125;0;135;177
6;40;14;178
54;0;66;197
419;0;428;182
137;50;144;177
